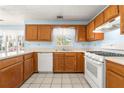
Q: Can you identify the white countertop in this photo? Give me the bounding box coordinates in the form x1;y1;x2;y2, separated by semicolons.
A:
0;49;86;60
0;51;33;61
106;57;124;65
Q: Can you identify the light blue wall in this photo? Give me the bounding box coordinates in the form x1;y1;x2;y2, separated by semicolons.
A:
1;21;124;49
24;20;87;25
0;25;24;30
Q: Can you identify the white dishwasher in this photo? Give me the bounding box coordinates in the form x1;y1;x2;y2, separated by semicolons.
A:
38;53;53;72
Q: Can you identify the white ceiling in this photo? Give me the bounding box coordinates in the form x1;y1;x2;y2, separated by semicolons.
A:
0;5;107;25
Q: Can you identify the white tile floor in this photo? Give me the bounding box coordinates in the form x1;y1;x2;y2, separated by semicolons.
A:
20;73;91;88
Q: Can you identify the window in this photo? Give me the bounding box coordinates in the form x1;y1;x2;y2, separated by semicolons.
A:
0;30;24;57
53;27;75;47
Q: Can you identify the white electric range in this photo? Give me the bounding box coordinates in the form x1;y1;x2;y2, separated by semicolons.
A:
85;51;124;88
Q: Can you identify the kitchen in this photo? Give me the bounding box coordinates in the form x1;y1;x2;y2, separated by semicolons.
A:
0;5;124;88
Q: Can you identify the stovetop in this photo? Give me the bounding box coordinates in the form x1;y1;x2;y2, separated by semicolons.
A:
87;51;124;57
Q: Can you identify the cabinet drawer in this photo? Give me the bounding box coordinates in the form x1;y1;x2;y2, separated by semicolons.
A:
0;56;23;70
65;53;77;56
106;60;124;77
24;53;33;60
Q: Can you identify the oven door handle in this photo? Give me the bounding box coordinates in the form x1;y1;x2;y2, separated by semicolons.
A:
92;60;103;65
85;56;103;65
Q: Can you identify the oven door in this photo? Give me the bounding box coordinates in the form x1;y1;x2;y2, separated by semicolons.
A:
85;56;104;88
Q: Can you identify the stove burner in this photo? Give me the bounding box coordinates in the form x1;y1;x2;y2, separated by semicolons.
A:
87;51;124;57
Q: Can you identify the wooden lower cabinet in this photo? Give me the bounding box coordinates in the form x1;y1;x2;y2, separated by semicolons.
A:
64;53;76;72
24;58;34;80
106;70;124;88
0;53;37;88
53;53;64;72
76;53;84;73
0;62;23;88
53;52;84;73
106;60;124;88
33;52;38;72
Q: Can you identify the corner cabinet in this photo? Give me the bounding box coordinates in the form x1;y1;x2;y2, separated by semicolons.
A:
0;56;24;88
0;53;37;88
76;25;86;42
106;60;124;88
86;21;95;41
25;25;38;41
87;11;105;41
119;5;124;34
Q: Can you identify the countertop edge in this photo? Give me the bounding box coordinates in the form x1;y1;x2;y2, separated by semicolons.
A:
105;57;124;65
0;50;86;60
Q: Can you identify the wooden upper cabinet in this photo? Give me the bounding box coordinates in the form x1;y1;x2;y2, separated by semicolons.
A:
87;21;95;41
119;5;124;34
94;33;104;40
25;25;38;41
38;25;52;41
64;53;76;72
95;13;104;28
104;5;119;22
76;25;86;42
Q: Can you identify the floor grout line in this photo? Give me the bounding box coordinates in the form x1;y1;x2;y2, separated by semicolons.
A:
21;73;90;88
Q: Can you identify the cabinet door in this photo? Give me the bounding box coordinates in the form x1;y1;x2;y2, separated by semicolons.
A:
119;5;124;34
24;58;33;80
76;53;84;73
106;70;124;88
0;62;23;88
38;25;52;41
95;13;104;28
64;53;76;72
33;52;38;72
94;33;104;40
76;25;86;42
87;21;95;41
104;5;119;22
53;53;64;72
25;25;38;41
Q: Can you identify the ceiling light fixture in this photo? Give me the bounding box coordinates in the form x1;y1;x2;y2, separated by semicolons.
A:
57;16;63;20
